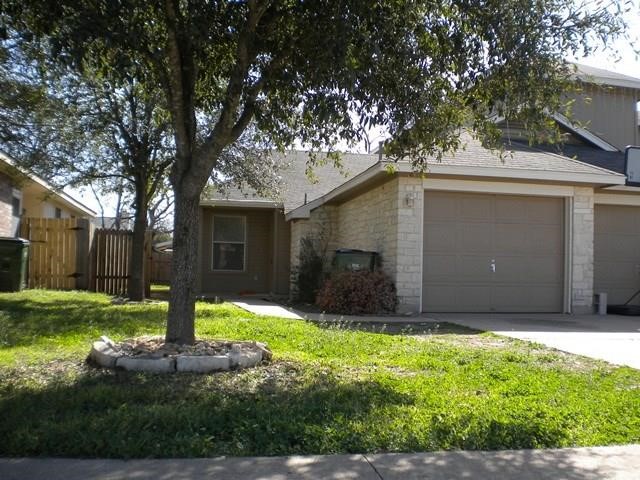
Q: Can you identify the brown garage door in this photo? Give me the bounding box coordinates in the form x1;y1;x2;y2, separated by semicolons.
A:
594;204;640;305
422;191;564;312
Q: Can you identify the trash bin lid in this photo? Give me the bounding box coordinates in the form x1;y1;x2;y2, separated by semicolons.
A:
0;237;30;245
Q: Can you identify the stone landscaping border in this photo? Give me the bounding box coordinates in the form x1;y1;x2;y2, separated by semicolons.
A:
89;336;270;373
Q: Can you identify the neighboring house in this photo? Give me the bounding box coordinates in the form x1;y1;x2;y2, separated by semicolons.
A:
198;64;640;315
0;152;96;237
91;216;134;230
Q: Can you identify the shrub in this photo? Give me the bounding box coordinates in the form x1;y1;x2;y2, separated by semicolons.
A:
316;270;398;315
293;236;326;303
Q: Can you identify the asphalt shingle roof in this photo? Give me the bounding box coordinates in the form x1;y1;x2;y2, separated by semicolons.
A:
422;134;618;175
205;151;379;213
574;63;640;90
508;140;626;174
205;136;623;213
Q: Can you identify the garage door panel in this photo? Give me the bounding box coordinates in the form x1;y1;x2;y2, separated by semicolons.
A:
458;224;492;252
424;224;457;252
494;196;530;223
423;255;457;277
595;205;640;234
525;197;563;225
456;255;494;281
493;285;563;312
595;233;637;261
423;284;493;312
595;205;640;306
424;194;458;220
494;256;563;283
528;226;564;254
423;192;564;313
458;195;493;221
595;261;639;286
494;224;529;253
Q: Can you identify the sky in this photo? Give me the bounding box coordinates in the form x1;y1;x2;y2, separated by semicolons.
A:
71;5;640;217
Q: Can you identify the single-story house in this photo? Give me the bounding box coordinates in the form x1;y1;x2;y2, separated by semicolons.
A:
198;64;640;315
0;151;96;237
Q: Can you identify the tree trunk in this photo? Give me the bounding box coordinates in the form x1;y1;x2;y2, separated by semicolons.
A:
127;185;148;301
166;187;199;344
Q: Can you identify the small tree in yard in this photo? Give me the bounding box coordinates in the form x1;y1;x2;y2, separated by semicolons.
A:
2;0;629;344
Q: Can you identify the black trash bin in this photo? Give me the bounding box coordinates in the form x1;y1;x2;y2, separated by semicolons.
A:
0;237;30;292
332;249;378;272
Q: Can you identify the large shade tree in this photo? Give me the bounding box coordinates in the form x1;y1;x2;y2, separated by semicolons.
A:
0;35;173;300
2;0;629;343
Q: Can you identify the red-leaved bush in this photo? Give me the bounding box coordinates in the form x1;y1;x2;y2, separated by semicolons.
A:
315;270;398;315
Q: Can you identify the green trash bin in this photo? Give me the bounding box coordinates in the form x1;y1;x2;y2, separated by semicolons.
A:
332;249;379;272
0;237;30;292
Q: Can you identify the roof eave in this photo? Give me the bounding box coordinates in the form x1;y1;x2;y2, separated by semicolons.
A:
199;198;283;209
395;162;625;186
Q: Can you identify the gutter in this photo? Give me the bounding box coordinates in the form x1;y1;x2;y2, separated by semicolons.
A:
199;199;283;209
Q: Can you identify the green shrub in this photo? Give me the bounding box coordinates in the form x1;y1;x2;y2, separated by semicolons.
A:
316;270;398;314
293;236;327;303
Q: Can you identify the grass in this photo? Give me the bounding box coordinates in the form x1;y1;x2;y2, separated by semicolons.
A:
1;290;639;458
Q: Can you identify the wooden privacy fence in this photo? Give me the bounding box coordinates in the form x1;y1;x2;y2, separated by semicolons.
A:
20;217;90;290
19;218;151;296
89;228;152;297
149;250;172;283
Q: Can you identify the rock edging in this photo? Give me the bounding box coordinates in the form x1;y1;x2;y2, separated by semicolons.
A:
89;336;269;373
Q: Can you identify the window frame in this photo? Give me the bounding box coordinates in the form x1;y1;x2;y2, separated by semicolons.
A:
211;214;247;272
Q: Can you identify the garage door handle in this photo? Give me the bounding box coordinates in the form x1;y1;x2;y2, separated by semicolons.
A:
490;259;496;273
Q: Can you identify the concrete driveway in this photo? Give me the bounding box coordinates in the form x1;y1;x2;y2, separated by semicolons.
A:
429;313;640;369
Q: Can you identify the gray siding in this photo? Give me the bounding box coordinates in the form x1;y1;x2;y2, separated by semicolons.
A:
568;84;639;150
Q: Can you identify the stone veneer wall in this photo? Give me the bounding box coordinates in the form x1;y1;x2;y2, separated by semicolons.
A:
334;178;399;279
0;171;15;237
393;176;424;312
571;186;595;313
290;176;597;314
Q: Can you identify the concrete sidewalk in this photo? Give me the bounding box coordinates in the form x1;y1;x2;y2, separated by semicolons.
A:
2;445;639;479
229;297;303;320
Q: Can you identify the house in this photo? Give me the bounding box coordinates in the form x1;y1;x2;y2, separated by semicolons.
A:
0;151;96;237
198;64;640;314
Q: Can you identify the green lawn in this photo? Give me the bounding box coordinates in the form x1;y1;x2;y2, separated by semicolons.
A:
0;290;639;458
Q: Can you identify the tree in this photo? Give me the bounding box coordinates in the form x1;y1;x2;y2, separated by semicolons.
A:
0;34;173;300
2;0;629;343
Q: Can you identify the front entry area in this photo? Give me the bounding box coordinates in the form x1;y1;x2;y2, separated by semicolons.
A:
422;191;565;312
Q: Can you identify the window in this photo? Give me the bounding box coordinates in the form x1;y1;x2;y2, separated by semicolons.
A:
11;196;20;217
213;215;245;271
54;207;62;219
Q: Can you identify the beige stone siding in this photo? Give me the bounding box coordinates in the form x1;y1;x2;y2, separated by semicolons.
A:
335;179;399;276
571;187;595;313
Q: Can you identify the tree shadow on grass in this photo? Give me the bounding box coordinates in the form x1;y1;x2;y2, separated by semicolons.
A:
0;361;575;460
0;363;415;458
